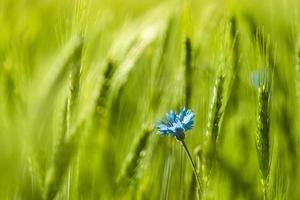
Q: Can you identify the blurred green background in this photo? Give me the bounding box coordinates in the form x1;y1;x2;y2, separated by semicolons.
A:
0;0;300;199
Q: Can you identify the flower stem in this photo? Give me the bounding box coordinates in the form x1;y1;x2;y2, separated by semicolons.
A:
181;140;202;198
262;178;268;200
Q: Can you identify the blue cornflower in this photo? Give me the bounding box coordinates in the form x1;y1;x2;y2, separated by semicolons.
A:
250;67;272;90
156;108;195;140
155;108;201;193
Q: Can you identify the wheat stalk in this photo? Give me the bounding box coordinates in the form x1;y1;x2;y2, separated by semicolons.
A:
206;73;226;146
117;128;152;185
44;35;83;200
256;85;271;200
184;37;192;108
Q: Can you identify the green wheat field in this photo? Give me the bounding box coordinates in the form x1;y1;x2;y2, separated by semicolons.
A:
1;0;300;199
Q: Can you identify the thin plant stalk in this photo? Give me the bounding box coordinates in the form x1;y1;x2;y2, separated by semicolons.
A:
180;140;202;197
296;43;300;104
188;146;202;200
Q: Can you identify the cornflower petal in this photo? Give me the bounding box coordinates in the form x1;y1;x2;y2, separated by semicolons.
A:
155;108;195;139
